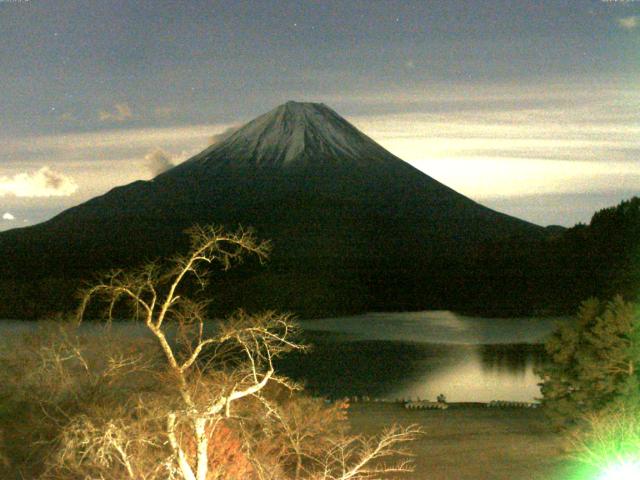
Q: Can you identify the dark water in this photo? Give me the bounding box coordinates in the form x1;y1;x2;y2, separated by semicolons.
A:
276;311;564;402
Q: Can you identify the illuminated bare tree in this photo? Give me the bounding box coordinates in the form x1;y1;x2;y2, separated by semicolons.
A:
70;225;421;480
77;226;290;480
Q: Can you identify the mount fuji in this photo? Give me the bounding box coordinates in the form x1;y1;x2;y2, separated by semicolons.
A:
0;101;546;318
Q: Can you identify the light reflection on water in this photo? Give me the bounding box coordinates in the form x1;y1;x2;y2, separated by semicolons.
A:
386;344;546;402
282;311;566;402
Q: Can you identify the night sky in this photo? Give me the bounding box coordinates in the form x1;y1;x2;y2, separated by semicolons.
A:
1;0;638;230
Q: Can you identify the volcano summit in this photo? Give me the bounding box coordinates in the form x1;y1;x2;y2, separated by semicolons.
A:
0;102;545;318
176;101;398;168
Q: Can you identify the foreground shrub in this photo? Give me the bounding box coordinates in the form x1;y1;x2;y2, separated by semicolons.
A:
0;320;164;479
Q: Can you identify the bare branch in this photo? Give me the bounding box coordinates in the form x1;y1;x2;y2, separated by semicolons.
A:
317;424;424;480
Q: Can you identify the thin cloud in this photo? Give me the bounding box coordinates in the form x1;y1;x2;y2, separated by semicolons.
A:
209;125;241;145
155;106;175;119
144;148;174;176
1;124;219;160
618;16;638;30
2;212;15;221
0;167;79;197
58;112;76;122
99;103;134;122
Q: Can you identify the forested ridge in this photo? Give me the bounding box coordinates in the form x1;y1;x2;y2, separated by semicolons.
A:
1;197;639;320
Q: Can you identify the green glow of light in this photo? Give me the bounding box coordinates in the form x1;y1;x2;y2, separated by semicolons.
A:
597;460;640;480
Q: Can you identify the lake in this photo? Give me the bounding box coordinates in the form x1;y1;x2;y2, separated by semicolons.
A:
0;311;568;403
278;311;568;403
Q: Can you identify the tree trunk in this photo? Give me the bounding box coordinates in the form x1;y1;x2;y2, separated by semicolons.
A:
195;417;209;480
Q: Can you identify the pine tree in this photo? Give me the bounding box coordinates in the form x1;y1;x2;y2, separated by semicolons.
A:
538;296;640;428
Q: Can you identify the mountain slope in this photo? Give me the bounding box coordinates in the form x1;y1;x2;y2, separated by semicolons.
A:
0;101;545;318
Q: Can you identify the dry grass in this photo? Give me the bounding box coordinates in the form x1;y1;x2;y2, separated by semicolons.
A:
347;403;573;480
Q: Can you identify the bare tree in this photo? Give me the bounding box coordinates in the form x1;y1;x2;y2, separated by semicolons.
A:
77;226;291;480
66;225;423;480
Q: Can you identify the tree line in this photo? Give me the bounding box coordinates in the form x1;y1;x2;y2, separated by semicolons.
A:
1;197;639;321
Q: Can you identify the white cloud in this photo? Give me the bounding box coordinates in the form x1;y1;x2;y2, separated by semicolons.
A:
209;125;241;145
144;148;174;176
0;125;218;206
618;16;638;30
99;103;134;122
407;157;639;200
0;167;79;197
2;212;15;220
344;84;640;205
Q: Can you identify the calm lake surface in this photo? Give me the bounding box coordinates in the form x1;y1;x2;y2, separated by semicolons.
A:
1;311;568;403
279;311;568;402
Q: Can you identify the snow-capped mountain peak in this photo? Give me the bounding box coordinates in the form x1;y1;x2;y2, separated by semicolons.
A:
184;101;400;169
